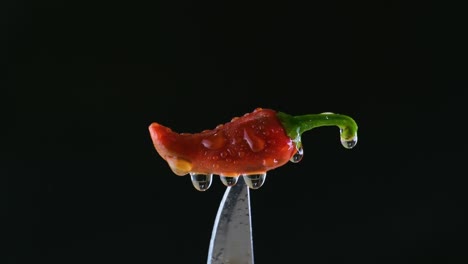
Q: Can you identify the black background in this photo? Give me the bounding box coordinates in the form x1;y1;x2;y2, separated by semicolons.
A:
4;0;467;263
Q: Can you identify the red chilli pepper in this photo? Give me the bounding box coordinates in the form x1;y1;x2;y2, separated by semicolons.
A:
149;108;358;191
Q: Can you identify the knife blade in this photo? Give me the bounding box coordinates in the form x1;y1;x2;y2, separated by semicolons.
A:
207;176;254;264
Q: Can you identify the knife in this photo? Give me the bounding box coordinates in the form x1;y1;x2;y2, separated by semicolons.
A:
207;176;254;264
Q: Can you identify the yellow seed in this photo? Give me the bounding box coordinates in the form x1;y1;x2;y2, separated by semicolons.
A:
166;156;192;176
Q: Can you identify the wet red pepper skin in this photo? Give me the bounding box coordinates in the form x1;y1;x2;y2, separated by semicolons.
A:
149;108;297;177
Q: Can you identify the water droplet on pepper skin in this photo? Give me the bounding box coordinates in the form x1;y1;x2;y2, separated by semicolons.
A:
226;148;236;157
166;156;193;176
262;158;279;167
201;133;227;150
243;128;265;152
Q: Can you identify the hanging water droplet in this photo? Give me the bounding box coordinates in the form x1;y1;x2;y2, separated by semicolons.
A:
290;145;304;163
243;173;266;189
339;127;358;149
190;173;213;191
220;175;239;187
340;134;358;149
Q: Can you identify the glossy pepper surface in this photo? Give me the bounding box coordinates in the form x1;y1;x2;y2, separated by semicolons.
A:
149;108;358;180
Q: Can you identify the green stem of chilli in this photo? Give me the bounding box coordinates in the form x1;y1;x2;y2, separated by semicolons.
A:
277;111;358;148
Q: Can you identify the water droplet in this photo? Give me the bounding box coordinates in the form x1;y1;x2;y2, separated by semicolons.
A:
201;133;226;150
262;158;278;167
340;134;358;149
290;145;304;163
220;151;227;158
220;175;239;186
243;173;266;189
190;173;213;191
226;148;235;156
243;128;265;152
